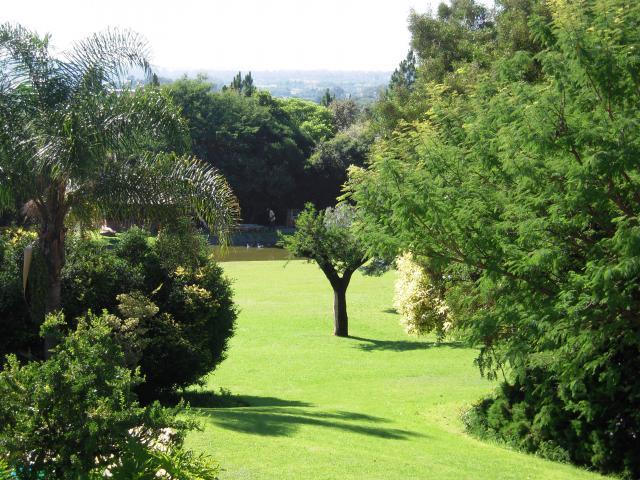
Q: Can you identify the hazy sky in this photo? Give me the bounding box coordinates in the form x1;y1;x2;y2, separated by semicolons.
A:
2;0;444;72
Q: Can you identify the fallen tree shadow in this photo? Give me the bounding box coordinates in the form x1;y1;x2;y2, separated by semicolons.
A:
197;405;424;440
348;335;465;353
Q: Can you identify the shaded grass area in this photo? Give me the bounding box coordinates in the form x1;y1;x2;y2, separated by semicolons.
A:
196;407;421;440
186;260;607;480
347;335;465;353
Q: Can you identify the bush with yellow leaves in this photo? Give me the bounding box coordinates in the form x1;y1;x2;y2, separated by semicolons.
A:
393;253;451;339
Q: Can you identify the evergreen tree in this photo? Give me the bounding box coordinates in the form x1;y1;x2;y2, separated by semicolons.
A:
242;71;255;96
389;49;417;91
230;71;243;92
319;88;335;107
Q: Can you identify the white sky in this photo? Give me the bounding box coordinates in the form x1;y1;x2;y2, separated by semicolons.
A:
1;0;443;72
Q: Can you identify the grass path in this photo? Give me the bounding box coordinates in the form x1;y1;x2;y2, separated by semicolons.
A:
186;260;606;480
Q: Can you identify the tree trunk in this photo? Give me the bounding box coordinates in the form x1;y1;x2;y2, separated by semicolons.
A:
317;262;354;338
333;285;348;337
40;184;67;357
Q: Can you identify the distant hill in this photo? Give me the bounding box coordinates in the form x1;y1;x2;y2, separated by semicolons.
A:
154;69;391;104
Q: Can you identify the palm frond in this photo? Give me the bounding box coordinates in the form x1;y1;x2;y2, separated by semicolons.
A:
167;155;241;242
21;86;187;184
95;87;188;154
79;153;240;243
0;23;51;89
0;23;70;111
61;28;152;90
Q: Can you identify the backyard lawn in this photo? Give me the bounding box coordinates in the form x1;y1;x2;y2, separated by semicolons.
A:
186;260;606;480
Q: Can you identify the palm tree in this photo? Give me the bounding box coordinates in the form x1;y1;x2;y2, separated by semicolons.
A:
0;24;240;353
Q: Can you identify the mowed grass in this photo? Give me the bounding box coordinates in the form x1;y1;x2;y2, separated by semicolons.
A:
186;260;606;480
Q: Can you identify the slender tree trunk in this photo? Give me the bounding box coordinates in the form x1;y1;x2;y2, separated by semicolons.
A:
40;183;67;357
333;284;348;337
318;263;356;338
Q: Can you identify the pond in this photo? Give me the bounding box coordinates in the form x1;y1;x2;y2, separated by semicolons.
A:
209;246;293;262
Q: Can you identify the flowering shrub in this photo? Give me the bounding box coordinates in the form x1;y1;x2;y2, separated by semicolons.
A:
393;253;451;338
88;226;236;402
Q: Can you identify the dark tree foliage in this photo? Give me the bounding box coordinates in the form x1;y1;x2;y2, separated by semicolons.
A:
320;88;337;107
225;71;255;97
279;204;368;337
70;226;237;402
165;77;340;222
329;98;361;131
348;0;640;476
409;0;494;81
306;124;373;209
372;0;498;135
495;0;551;55
319;88;335;107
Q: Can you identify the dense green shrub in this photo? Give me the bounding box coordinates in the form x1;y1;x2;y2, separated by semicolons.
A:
462;367;574;464
1;224;236;400
0;312;219;479
464;357;640;477
129;258;236;401
62;234;146;322
154;219;210;273
62;225;237;401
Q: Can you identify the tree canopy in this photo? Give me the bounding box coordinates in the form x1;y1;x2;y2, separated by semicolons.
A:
347;0;640;476
164;76;351;222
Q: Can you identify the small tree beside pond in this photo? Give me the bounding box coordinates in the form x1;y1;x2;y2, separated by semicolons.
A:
279;203;368;337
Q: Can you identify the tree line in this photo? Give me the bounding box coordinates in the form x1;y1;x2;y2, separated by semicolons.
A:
162;75;370;224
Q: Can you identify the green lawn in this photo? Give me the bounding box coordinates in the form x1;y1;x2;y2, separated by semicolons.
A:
186;260;606;480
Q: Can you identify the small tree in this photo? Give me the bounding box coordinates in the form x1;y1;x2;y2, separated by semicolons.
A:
280;203;367;337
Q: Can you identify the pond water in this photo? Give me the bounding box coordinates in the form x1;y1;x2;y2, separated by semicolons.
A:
209;246;293;262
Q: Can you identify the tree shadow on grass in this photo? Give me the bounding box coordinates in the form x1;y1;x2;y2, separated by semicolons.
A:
196;405;424;440
180;390;312;409
348;335;465;353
